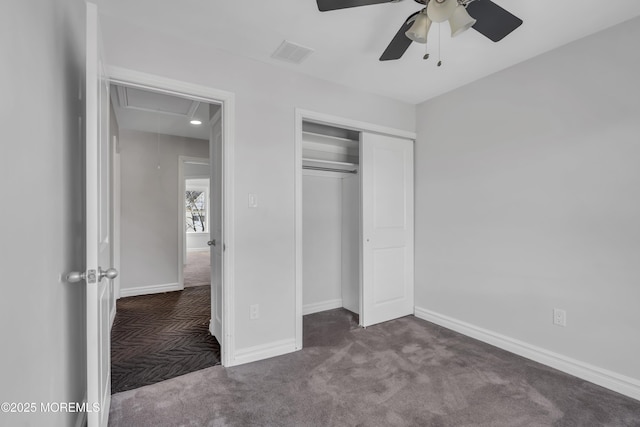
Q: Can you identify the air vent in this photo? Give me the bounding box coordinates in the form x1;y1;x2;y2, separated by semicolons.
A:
271;40;314;64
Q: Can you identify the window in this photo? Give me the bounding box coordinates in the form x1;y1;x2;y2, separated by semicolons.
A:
186;189;207;232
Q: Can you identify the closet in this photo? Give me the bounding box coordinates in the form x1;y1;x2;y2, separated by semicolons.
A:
302;121;360;315
299;117;414;330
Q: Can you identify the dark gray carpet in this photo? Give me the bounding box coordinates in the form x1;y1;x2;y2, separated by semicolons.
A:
111;286;220;393
109;309;640;426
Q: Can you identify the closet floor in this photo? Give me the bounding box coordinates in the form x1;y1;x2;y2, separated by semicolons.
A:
303;307;359;347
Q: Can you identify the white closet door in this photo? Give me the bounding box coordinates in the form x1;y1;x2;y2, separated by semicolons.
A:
361;132;414;327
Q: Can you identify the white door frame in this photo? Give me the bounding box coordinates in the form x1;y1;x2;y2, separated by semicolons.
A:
111;134;121;319
294;108;416;349
178;156;210;289
109;67;236;366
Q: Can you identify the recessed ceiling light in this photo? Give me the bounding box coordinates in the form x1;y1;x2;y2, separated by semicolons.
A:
190;119;202;125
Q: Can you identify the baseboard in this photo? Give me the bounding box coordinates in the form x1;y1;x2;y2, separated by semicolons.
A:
303;299;343;315
119;282;182;298
414;306;640;402
232;338;297;367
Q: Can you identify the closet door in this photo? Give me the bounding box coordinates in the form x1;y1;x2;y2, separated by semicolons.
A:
361;133;414;327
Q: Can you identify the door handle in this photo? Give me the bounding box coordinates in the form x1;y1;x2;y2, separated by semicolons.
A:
99;267;119;281
67;267;118;283
66;271;86;283
207;239;216;247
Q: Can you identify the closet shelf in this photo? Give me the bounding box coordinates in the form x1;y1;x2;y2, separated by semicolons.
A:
302;130;356;143
302;158;357;167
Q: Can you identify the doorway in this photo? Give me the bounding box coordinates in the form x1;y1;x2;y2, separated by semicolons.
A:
108;69;235;367
108;83;224;392
180;158;211;289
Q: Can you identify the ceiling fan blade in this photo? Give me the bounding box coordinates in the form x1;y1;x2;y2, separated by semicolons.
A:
466;0;523;42
316;0;395;12
379;11;419;61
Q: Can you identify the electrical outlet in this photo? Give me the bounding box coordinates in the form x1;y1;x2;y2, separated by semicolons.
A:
553;308;566;327
250;304;259;320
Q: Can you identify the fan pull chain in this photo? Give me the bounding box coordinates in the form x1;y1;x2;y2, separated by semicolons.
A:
437;23;442;67
156;129;161;170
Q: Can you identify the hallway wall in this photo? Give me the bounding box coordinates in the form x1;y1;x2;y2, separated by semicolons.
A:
119;130;208;296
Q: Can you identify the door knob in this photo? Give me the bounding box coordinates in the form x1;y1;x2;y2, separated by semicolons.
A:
207;239;216;246
66;271;86;283
67;267;118;283
99;267;119;280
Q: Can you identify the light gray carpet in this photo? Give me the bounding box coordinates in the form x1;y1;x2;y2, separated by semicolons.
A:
184;250;211;288
109;309;640;426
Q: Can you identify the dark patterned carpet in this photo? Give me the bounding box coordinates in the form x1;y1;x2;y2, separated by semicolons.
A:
111;286;221;393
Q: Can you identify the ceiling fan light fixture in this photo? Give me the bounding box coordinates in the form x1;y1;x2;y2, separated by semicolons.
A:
426;0;458;23
449;5;476;37
405;10;432;44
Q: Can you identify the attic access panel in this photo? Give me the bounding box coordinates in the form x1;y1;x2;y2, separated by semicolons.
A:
116;86;199;116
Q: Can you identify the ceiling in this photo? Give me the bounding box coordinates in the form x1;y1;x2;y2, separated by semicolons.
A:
110;84;217;140
97;0;640;104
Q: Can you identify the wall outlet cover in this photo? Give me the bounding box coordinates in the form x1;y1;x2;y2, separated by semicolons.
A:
553;308;567;327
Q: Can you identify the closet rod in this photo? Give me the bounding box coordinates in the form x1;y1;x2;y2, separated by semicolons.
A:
303;165;358;174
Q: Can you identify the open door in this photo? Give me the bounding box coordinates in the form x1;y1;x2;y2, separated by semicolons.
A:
209;107;223;342
361;132;414;327
86;3;115;425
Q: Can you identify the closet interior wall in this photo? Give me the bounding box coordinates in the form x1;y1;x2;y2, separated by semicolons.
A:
302;121;360;316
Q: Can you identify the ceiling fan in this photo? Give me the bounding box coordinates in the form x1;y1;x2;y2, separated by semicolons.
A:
315;0;523;61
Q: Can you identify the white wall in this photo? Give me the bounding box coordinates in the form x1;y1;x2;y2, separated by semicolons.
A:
186;233;209;251
302;172;360;315
100;16;415;356
415;17;640;386
120;130;208;293
0;1;86;426
303;174;343;312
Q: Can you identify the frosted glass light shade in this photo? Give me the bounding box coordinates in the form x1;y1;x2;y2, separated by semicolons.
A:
405;11;432;44
426;0;458;23
449;5;476;37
